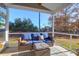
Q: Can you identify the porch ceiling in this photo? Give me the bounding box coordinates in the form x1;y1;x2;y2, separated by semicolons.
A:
4;3;72;14
12;3;51;11
42;3;72;13
4;3;52;14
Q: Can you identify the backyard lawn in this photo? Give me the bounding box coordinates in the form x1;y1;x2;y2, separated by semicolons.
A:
9;37;79;51
9;37;79;52
0;36;79;55
9;37;18;47
55;37;79;53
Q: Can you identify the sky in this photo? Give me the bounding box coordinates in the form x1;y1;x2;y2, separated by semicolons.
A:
9;8;51;28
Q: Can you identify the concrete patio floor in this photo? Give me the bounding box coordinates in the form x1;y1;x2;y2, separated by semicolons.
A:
0;45;76;56
50;45;76;56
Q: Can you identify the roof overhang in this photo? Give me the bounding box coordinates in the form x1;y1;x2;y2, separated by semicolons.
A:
4;3;52;14
42;3;72;13
4;3;72;14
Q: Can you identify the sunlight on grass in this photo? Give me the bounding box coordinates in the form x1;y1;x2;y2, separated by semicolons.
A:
55;37;79;53
8;37;18;47
7;36;79;54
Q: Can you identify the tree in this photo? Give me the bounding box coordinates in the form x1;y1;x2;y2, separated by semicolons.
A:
48;16;53;27
14;18;22;32
9;22;15;32
0;17;5;29
9;18;39;32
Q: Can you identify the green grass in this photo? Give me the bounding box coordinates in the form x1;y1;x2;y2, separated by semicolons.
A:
8;37;18;47
1;36;79;54
9;37;79;52
55;37;79;53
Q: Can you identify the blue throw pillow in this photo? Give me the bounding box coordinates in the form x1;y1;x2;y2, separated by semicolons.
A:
43;32;48;38
21;33;31;40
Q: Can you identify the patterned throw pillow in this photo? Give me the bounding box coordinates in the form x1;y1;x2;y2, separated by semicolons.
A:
33;42;49;50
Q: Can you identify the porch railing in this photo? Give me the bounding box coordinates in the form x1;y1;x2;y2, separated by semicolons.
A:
8;32;79;54
54;32;79;54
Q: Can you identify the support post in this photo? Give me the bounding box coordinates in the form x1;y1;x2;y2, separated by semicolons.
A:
52;14;55;45
70;34;72;50
52;15;55;38
39;12;40;32
5;19;9;42
5;5;9;47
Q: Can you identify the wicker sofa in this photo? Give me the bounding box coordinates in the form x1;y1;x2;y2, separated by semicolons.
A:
18;33;53;56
